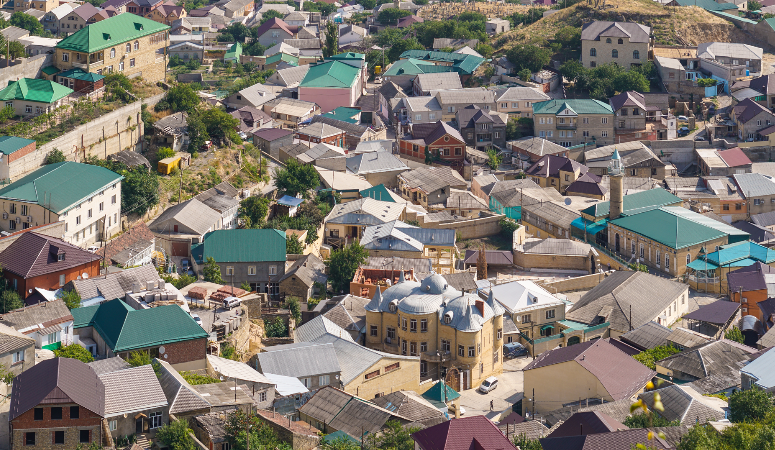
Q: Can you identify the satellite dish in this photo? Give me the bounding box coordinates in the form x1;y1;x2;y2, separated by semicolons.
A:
564;198;572;206
28;289;32;294
159;346;166;354
82;273;89;279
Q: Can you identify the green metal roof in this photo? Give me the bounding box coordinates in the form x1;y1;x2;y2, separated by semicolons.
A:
533;99;614;115
56;13;169;54
224;42;242;60
360;184;395;202
41;66;60;76
609;207;728;250
686;259;719;271
73;298;208;352
0;136;34;155
323;106;360;123
383;58;453;76
328;52;365;60
422;380;460;407
0;78;73;103
764;18;775;32
580;188;681;219
398;50;484;75
0;161;123;214
300;60;361;88
672;0;738;11
58;67;105;82
201;229;287;263
266;52;298;66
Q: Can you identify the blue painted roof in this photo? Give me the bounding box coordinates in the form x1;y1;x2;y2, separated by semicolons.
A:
742;347;775;389
277;195;304;207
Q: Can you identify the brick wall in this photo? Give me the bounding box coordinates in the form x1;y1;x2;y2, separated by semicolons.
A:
10;260;101;299
162;337;207;366
11;404;102;450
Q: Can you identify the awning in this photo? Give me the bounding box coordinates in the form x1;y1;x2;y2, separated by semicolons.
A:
38;324;62;336
686;259;719;271
571;217;608;235
540;324;554;331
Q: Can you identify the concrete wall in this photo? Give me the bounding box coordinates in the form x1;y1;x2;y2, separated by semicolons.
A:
538;271;612;294
0;54;53;90
415;212;503;240
11;93;165;181
0;221;65;252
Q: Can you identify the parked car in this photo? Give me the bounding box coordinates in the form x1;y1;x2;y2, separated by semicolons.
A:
479;376;498;394
678;115;688;121
504;342;528;358
223;296;242;310
694;135;706;141
191;313;204;329
87;246;100;253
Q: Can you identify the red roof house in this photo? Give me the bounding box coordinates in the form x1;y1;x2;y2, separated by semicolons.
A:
398;121;467;163
412;416;517;450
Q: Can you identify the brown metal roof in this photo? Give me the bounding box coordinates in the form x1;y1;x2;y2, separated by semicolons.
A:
0;232;100;279
10;357;105;420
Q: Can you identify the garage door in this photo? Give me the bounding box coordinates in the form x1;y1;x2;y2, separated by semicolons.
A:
171;241;189;256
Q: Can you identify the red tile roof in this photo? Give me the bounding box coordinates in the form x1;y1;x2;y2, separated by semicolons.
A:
96;222;154;265
0;232;100;279
412;416;517;450
717;147;752;168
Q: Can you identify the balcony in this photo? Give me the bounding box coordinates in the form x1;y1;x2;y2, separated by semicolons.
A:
423;351;453;363
71;62;89;69
557;123;577;129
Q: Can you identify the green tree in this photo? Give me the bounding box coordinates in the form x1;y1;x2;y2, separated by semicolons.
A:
554;26;581;50
10;12;43;35
0;290;22;314
44;149;66;165
386;37;425;62
126;350;152;367
160;84;200;113
0;105;14;123
180;371;221;385
54;344;95;363
286;235;304;255
505;119;522;140
377;8;412;25
259;9;284;24
328;242;370;293
632;345;680;370
285;297;301;323
220;342;239;360
156;419;196;450
122;166;160;216
199;107;241;144
186;111;209;153
157;147;175;160
264;316;288;337
623;412;680;428
203;257;224;284
499;217;520;237
677;424;723;450
323;20;338;58
518;68;532;82
366;420;421;450
104;73;135;102
506;45;551;73
486;148;502;170
274;159;320;197
612;70;650;94
511;434;541;450
321;435;360;450
730;388;774;423
7;41;25;59
238;196;270;228
60;290;81;310
475;43;493;58
725;326;745;344
225;409;291;450
559;59;585;84
750;0;762;9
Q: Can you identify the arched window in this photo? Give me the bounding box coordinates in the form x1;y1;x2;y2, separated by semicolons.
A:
612;49;618;58
110;48;115;58
125;43;131;53
686;254;691;265
134;40;139;50
633;50;640;60
618;38;623;44
606;38;611;43
590;48;596;57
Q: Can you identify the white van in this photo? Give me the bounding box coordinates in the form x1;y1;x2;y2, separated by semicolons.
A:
223;296;241;310
479;376;498;393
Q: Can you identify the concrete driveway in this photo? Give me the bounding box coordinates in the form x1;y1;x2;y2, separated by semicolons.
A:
457;356;532;420
189;305;243;334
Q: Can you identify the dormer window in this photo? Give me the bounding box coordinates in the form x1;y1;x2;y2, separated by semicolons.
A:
57;254;65;262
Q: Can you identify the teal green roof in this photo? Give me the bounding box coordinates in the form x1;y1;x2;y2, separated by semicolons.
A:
323;106;360;123
0;136;34;155
0;78;73;104
0;161;123;214
300;60;361;88
609;207;728;250
687;259;719;271
225;42;242;61
41;66;60;76
703;240;775;266
422;380;460;407
383;58;453;76
533;99;614;115
201;229;287;263
398;50;484;75
713;10;757;22
764;18;775;32
328;52;365;61
360;184;395;202
72;299;208;352
672;0;738;11
266;52;298;66
58;68;105;82
580;188;682;220
56;13;170;54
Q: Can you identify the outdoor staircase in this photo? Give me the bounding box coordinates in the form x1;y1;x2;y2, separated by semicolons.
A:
135;434;152;450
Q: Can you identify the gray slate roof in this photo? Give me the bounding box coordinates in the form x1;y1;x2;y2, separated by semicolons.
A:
517;238;591;257
99;364;168;416
87;356;131;375
398;166;466;195
71;264;161;301
733;173;775;198
0;324;34;354
322;294;369;333
361;220;456;252
619;321;672;351
279;253;326;287
346;152;408;175
0;300;73;335
156;359;211;414
415;72;462;92
637;385;724;425
294;315;355;343
509;137;567;158
255;341;341;377
656;339;756;380
371;390;446;427
149;198;222;235
325;198;405;226
581;21;651;43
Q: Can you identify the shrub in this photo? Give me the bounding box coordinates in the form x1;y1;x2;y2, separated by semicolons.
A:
633;344;680;370
54;344;94;363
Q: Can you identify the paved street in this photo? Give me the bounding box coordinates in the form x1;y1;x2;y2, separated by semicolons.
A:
457;357;532;420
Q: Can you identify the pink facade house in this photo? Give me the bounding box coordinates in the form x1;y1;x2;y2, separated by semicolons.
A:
298;53;366;113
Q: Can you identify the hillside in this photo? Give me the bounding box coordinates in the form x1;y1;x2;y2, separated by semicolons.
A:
492;0;768;54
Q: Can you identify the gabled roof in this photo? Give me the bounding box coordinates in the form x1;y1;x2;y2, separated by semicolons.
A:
70;264;159;303
656;339;756;380
325;197;404;225
540;428;674;450
566;271;687;333
295;314;355;343
638;385;724;425
698;42;763;61
741;346;775;389
733;173;775;198
383;58;454;76
525;339;656;402
619;321;672;351
411;416;517;450
149;197;222;235
682;300;740;325
200;229;286;263
254;17;294;38
278;253;326;288
360;220;455;252
546;411;628;438
495;86;550;103
0;161;122;214
71;3;104;21
255;341;341;377
398;165;466;195
415;72;462;92
96;222;154;265
727;261;775;293
580;188;681;219
99;364;168;416
509;137;567;158
732;98;774;124
346;152;408;175
526;154;588;178
0;78;73;104
0;232;100;279
490;280;564;315
72;298;208;352
300;60;361;88
580;21;651;43
10;357;105;420
56;13;170;53
0;299;72;336
155;359;211;414
533;99;614;115
372;390;445;428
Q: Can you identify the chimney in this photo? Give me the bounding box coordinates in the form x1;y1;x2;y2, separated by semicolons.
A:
475;299;484;316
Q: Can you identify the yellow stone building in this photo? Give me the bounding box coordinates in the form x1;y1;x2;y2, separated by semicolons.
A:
364;272;504;391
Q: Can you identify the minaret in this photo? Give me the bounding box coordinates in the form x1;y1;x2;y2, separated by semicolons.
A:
608;148;624;220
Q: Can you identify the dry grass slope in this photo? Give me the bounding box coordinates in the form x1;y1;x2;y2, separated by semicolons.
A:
491;0;765;53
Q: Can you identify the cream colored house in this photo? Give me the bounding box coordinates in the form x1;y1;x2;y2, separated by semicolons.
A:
494;86;550;118
533;99;615;147
581;21;652;69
